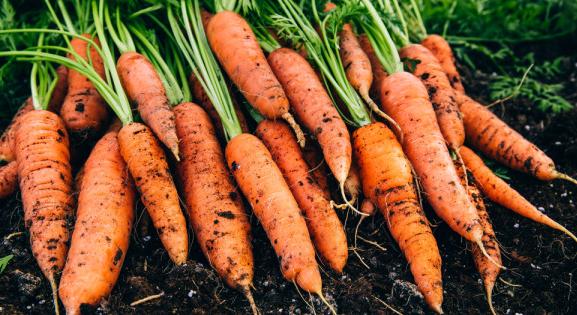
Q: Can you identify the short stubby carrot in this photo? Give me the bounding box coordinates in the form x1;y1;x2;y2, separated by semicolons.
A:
358;35;388;96
0;161;18;199
15;110;73;305
421;34;465;93
117;122;188;264
59;130;135;315
400;44;464;150
379;72;483;243
61;34;108;136
47;65;69;113
0;99;33;162
457;93;572;183
225;133;322;293
460;146;577;242
174;103;254;289
256;120;348;273
207;11;305;146
267;47;351;185
117;52;180;159
354;122;443;313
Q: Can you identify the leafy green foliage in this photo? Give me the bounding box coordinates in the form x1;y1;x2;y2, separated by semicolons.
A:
0;254;13;273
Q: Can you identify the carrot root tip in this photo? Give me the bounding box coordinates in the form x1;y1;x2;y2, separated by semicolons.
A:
49;276;60;315
476;240;506;270
242;286;259;315
431;304;444;314
556;172;577;186
316;291;337;315
486;283;497;315
339;181;366;216
281;112;306;148
360;90;403;142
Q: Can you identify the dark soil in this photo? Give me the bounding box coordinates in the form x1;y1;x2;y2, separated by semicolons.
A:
1;46;577;315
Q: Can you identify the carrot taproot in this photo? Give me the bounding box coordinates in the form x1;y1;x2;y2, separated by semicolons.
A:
301;140;331;200
460;146;577;242
15;109;73;314
421;34;465;93
207;11;305;147
344;160;362;205
0;161;18;199
225;133;322;293
267;47;351;185
354;121;443;313
256;119;348;273
379;72;483;244
457;93;576;184
117;52;180;160
59;129;135;315
0;98;33;163
399;44;465;151
47;65;69;113
117;122;188;264
174;103;255;294
60;34;108;136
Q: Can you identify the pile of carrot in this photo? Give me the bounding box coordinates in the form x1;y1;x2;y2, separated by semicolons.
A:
0;1;575;314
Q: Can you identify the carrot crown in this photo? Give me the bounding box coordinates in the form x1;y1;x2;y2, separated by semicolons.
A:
167;0;243;141
266;0;372;128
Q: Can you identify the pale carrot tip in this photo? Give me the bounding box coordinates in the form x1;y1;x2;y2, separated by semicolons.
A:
241;286;259;315
556;172;577;186
486;284;497;315
281;112;306;148
476;240;506;270
316;291;337;315
171;147;181;162
49;276;60;315
431;304;444;314
339;181;366;216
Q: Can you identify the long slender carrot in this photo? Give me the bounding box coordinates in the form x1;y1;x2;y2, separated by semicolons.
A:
460;146;577;242
0;99;33;163
174;102;254;292
207;10;305;147
421;34;465;93
354;122;443;313
59;129;135;315
0;161;18;199
267;47;351;186
399;44;465;150
60;34;109;136
117;122;188;264
256;119;348;273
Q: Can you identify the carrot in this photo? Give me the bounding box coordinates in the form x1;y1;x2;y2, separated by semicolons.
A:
207;11;305;147
399;44;465;151
457;93;576;184
47;65;69;113
354;122;443;313
0;161;18;199
421;34;465;93
59;129;135;315
301;140;331;199
174;102;254;294
117;122;188;264
60;34;109;136
117;52;180;159
344;160;362;205
340;24;373;104
256;119;348;272
358;34;388;96
460;146;577;242
0;99;33;163
267;47;351;185
15;109;73;314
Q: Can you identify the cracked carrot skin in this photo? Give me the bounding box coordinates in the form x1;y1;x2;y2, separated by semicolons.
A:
400;44;464;150
207;11;290;119
117;122;188;265
15;110;73;282
256;120;348;273
175;103;254;289
421;34;465;93
354;122;443;312
0;161;18;199
59;129;135;315
379;72;483;242
117;52;179;159
225;133;322;293
61;34;108;136
267;47;351;184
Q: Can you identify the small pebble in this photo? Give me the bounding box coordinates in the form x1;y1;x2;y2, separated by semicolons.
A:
537;207;545;212
514;223;520;228
555;141;562;145
524;125;531;131
187;290;196;297
143;236;151;242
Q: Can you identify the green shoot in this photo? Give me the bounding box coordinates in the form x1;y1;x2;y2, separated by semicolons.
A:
29;33;57;110
104;3;135;54
0;254;13;274
213;0;259;14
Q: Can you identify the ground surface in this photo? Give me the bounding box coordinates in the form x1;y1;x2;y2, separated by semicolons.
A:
1;40;577;315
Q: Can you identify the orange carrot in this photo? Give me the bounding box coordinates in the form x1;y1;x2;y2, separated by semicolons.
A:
358;35;388;96
60;34;108;136
344;160;362;204
460;146;577;242
400;44;465;150
379;72;483;243
207;11;305;146
15;109;73;313
354;122;443;313
0;99;33;162
117;122;188;264
47;65;69;113
267;47;351;185
340;24;373;102
421;34;465;93
117;52;180;159
225;133;322;293
59;129;135;315
301;140;332;200
174;103;255;298
0;161;18;199
256;119;348;272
